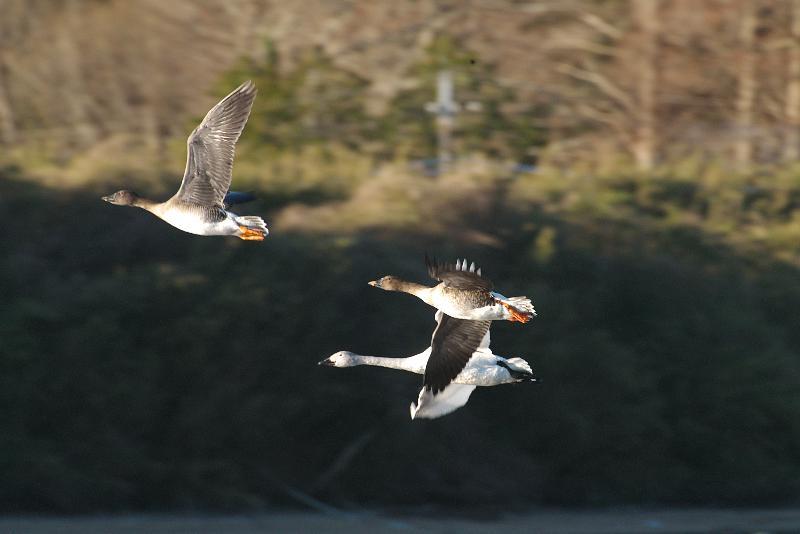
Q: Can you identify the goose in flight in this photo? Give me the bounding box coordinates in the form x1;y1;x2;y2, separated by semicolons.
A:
369;256;536;323
320;310;536;419
102;81;268;240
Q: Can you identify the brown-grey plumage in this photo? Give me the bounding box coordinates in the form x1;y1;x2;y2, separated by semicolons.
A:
424;254;496;310
424;315;491;394
176;80;257;207
426;254;493;291
102;81;268;240
370;255;536;323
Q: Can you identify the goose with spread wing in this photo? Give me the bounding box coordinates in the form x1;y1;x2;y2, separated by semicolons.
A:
369;256;536;323
102;81;268;240
320;310;536;419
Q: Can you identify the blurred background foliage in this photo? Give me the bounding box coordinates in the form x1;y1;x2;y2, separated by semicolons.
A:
2;0;800;514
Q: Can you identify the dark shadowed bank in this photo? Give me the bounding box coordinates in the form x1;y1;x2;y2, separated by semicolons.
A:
1;164;800;514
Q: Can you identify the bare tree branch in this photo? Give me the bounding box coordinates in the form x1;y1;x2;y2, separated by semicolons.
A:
556;62;636;112
576;11;624;40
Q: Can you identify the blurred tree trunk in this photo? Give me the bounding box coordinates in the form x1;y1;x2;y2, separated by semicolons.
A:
57;0;97;151
0;0;24;146
632;0;658;172
736;0;757;169
0;57;14;144
784;0;800;162
549;0;661;172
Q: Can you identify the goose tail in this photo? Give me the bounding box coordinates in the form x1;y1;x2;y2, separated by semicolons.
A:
235;215;269;241
505;357;537;381
492;294;536;323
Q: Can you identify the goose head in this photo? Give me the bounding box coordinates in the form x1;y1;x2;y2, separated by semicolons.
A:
102;190;140;206
368;275;404;291
319;351;359;367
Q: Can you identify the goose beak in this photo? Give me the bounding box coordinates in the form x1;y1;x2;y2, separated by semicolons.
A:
101;195;113;203
318;358;334;366
368;280;379;287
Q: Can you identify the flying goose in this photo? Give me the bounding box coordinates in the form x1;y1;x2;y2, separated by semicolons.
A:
369;256;536;323
320;310;536;419
102;81;268;241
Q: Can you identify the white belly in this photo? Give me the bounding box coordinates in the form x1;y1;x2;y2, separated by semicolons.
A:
158;210;238;236
436;300;506;321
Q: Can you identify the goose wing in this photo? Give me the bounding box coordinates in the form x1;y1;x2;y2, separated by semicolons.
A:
423;311;491;394
174;80;257;206
425;254;493;291
433;309;490;350
410;383;476;419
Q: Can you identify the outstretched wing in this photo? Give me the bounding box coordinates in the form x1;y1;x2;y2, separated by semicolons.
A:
425;254;493;291
175;80;257;206
423;313;491;394
431;309;491;350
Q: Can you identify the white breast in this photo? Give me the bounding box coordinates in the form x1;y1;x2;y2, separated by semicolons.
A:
157;209;238;236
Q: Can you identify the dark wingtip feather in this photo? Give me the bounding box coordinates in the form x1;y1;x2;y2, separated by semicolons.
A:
425;252;438;279
223;191;256;207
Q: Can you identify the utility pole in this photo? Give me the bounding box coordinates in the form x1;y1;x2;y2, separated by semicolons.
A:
424;69;481;174
426;70;458;173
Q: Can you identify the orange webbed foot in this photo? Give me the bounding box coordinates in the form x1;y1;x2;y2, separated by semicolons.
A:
238;226;266;241
500;301;531;323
